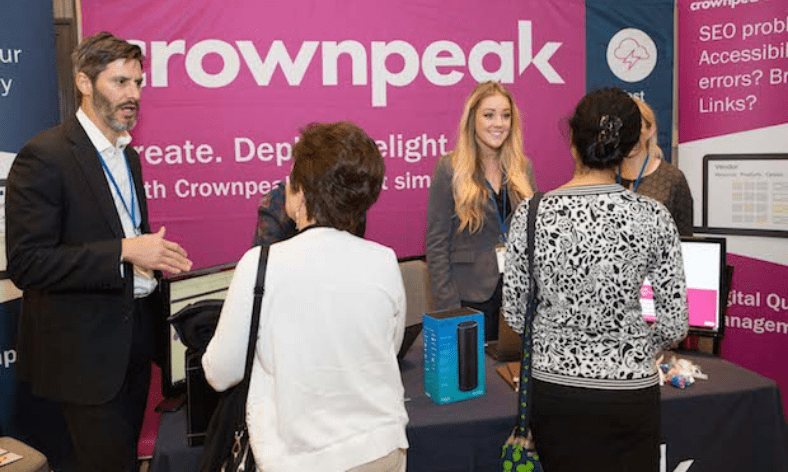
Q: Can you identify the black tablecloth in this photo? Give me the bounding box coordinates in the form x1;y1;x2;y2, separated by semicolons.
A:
151;338;788;471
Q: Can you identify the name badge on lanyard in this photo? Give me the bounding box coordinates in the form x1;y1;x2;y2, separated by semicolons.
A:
495;243;506;274
488;181;508;274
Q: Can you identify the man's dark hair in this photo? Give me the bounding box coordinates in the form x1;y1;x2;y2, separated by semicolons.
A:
72;32;143;102
290;122;385;233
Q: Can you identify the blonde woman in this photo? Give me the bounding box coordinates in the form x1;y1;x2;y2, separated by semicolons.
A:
616;97;694;236
425;81;535;341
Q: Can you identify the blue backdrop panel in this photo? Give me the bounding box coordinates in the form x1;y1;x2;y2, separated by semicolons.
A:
0;298;21;434
0;1;65;465
0;0;60;153
586;0;674;162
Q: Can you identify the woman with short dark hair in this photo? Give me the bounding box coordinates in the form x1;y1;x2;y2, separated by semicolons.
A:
204;122;409;472
503;88;688;472
286;122;381;234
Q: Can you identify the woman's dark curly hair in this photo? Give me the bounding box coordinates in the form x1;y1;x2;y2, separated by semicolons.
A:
290;122;385;233
569;88;641;170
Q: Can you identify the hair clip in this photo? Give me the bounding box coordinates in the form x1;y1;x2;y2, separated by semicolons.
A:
598;115;623;145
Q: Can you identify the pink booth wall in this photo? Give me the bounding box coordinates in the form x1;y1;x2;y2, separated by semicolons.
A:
82;0;585;269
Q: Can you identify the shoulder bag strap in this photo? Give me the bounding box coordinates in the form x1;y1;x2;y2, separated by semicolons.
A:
241;246;270;387
514;191;544;437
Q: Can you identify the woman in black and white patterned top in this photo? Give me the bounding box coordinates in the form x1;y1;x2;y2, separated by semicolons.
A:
503;88;688;472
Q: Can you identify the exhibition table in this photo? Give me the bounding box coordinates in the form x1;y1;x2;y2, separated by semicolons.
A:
150;339;788;472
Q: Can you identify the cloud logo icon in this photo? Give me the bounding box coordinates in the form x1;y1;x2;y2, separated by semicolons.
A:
614;38;651;70
607;28;657;83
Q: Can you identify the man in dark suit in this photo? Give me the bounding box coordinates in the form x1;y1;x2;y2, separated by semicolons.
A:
5;32;192;472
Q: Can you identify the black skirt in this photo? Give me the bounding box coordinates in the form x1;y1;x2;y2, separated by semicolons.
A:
530;378;662;472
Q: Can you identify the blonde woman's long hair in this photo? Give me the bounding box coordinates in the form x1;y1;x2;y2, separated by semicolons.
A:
451;81;533;233
633;97;665;160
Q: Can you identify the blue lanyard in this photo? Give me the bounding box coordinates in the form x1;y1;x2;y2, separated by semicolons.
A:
97;147;140;234
487;181;507;241
617;152;650;192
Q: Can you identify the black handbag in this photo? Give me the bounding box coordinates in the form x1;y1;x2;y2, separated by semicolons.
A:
199;246;269;472
168;299;224;355
500;192;545;472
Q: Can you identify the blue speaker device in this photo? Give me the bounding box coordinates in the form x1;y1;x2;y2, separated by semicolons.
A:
423;307;485;404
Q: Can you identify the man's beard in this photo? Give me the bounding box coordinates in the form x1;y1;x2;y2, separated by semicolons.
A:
93;86;139;132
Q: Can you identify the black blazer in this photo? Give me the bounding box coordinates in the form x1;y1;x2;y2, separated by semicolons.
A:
6;116;164;405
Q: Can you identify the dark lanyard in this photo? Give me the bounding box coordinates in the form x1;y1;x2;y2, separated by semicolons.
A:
97;147;140;234
617;152;650;192
487;181;507;242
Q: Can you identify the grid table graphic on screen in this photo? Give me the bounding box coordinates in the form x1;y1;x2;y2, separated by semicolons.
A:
702;154;788;238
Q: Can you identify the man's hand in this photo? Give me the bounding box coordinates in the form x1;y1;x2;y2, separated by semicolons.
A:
121;226;192;274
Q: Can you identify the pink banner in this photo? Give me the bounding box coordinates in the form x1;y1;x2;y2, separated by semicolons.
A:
81;0;585;269
723;253;788;416
678;1;788;142
678;0;788;417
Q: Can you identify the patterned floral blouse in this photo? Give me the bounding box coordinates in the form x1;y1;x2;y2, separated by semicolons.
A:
503;184;688;390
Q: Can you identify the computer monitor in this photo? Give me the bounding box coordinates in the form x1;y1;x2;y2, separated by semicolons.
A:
641;236;727;336
160;262;236;399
